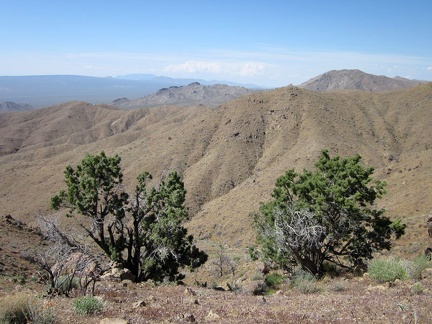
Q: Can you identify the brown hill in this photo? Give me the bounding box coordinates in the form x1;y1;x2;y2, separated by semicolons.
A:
299;69;425;92
1;84;432;259
112;82;256;109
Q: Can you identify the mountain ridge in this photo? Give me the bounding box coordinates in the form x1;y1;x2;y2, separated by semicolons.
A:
299;69;426;92
112;82;257;109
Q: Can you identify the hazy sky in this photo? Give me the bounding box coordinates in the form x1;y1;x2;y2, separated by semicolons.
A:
1;0;431;87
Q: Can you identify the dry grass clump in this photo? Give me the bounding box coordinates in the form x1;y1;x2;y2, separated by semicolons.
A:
291;269;323;293
0;293;55;324
368;255;432;283
368;257;408;283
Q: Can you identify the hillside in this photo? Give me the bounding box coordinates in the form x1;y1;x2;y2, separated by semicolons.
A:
1;84;432;258
299;69;425;92
112;82;256;109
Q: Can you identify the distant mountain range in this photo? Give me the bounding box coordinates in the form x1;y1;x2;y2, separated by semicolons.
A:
0;74;261;109
113;82;256;109
299;69;426;92
0;70;428;112
116;73;261;88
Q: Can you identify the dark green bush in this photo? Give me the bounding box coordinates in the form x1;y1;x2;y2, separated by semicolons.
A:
264;273;285;287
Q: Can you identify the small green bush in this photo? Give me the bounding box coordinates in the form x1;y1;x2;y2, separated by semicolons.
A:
264;273;285;287
368;257;407;283
72;296;103;315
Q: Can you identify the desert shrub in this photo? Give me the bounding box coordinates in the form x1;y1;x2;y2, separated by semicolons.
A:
264;273;285;287
368;257;407;282
292;269;321;293
251;273;263;281
411;282;424;294
252;283;267;295
53;275;80;295
211;246;237;277
0;294;55;324
16;275;25;285
404;255;432;280
72;296;103;315
322;261;342;277
327;279;348;292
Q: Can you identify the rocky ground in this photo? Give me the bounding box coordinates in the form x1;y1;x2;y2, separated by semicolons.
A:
1;270;432;323
1;215;432;323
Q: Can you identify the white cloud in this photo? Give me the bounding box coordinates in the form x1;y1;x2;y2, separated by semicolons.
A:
164;60;223;74
163;60;267;77
427;66;432;71
239;62;266;76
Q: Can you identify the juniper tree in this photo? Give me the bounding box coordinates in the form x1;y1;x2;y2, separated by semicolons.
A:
252;150;405;277
51;151;207;282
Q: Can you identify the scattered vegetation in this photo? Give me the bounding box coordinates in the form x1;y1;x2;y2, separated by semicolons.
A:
22;214;100;297
72;296;103;315
368;255;432;283
0;293;55;324
264;273;285;287
1;149;430;322
404;255;432;280
368;257;408;282
211;245;237;278
411;282;424;294
291;269;321;293
252;150;405;277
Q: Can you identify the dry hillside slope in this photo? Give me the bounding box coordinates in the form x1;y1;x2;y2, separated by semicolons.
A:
1;84;432;257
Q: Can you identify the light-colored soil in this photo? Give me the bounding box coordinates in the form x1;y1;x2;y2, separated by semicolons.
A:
1;272;432;323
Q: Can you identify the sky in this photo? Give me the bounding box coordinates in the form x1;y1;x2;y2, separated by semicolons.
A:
1;0;431;87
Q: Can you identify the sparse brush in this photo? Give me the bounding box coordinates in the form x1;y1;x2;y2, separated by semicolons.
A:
72;296;103;315
368;257;407;283
252;283;267;295
327;279;348;292
52;275;80;295
292;269;321;293
403;255;432;280
0;293;55;324
251;273;263;281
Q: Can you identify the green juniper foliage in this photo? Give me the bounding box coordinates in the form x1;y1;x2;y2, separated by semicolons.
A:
51;152;207;282
252;150;405;277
